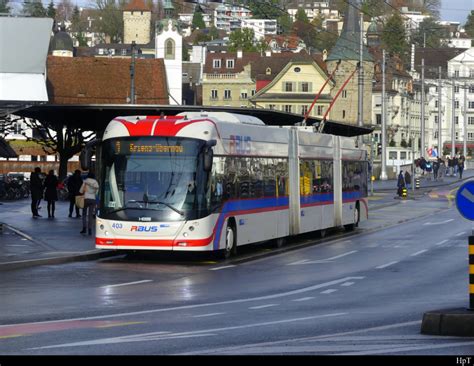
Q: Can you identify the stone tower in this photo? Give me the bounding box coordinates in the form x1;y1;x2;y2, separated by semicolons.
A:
123;0;151;45
325;0;374;125
156;0;182;105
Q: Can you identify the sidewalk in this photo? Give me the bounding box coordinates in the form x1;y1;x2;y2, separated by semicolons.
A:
0;200;115;270
1;169;473;271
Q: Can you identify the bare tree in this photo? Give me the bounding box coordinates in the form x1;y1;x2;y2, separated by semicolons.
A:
1;115;95;181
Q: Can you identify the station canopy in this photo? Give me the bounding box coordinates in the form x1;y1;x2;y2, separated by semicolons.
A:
16;104;373;138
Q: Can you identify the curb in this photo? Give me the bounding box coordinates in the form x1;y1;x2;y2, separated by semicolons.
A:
421;309;474;336
0;250;118;271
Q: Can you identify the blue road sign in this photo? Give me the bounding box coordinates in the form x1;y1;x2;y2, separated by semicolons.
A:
456;181;474;221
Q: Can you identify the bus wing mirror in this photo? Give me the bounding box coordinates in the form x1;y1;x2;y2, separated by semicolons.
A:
203;140;216;172
80;139;101;171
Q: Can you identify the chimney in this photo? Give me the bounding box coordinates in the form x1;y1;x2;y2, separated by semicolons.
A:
237;49;243;59
265;50;271;57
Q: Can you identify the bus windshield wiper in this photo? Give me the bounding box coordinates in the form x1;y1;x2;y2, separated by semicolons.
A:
120;200;185;216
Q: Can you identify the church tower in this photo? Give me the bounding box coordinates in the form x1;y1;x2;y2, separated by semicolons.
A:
325;0;374;125
123;0;151;45
155;0;182;105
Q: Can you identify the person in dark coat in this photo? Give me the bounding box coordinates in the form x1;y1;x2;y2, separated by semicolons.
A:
30;167;43;218
397;170;405;197
43;170;58;218
67;170;83;218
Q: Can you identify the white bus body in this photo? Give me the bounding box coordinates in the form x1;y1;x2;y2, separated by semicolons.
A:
95;112;368;253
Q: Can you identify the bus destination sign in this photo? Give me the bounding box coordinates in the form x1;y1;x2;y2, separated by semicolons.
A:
115;141;184;154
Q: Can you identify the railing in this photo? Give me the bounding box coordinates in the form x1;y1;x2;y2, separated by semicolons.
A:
204;73;238;80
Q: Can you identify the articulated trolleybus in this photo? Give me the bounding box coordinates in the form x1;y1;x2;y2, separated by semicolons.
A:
95;112;368;257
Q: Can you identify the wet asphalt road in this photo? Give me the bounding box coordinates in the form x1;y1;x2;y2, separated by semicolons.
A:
1;183;474;355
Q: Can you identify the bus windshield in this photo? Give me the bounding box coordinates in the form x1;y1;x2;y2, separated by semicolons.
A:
99;136;211;222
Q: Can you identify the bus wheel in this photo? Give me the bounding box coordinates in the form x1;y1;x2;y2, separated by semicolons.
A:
223;223;236;259
345;203;360;231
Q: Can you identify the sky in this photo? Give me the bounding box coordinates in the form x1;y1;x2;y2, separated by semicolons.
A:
440;0;473;23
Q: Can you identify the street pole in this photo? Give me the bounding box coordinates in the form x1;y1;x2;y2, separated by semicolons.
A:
452;79;456;157
464;81;468;159
381;49;388;180
130;41;136;104
421;58;425;158
438;66;442;159
357;12;364;147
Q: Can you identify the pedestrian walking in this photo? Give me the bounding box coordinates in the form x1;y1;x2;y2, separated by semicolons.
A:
30;167;43;218
43;170;58;218
459;155;465;180
433;159;440;181
397;170;405;198
67;169;83;218
404;170;412;190
79;172;99;235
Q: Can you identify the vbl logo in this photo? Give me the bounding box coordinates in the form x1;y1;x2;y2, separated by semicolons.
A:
229;135;251;155
130;226;158;232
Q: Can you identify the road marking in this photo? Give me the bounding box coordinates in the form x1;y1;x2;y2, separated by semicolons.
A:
249;304;279;310
320;289;337;294
340;282;355;287
410;250;428;257
33;313;348;349
0;334;24;339
376;261;399;269
101;280;153;289
292;297;315;302
4;277;363;332
435;239;448;246
95;321;145;329
423;219;454;226
288;251;358;266
193;313;225;318
209;265;236;271
455;231;466;237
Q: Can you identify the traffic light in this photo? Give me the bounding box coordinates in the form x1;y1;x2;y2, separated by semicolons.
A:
377;143;382;156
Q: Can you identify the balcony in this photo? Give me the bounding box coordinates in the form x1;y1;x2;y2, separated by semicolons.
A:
204;73;238;80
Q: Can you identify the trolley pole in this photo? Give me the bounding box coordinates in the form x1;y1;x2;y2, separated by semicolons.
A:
470;235;474;310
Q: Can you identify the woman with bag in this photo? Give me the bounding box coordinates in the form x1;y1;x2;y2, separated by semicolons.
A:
43;170;59;218
79;172;99;235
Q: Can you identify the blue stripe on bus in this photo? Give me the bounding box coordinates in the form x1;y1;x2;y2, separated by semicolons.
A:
212;191;364;250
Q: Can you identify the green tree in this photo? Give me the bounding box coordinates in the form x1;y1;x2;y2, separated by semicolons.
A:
192;11;205;30
277;13;293;35
228;28;256;52
411;17;448;48
381;13;409;62
465;11;474;39
295;8;309;23
96;0;124;43
46;0;56;19
0;0;10;14
23;0;47;17
360;0;388;18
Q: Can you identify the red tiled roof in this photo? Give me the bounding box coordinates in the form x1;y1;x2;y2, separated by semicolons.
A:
46;56;168;105
124;0;151;12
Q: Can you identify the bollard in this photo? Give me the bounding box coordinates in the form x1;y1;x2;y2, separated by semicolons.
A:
470;236;474;310
415;178;420;189
402;187;407;199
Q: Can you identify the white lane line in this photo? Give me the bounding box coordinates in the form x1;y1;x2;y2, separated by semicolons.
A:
249;304;279;310
410;250;428;257
5;277;363;328
435;239;448;246
320;289;337;294
288;250;358;265
34;313;348;349
423;219;454;226
292;297;315;302
193;313;225;318
455;231;466;237
101;280;153;289
340;282;355;287
376;261;399;269
209;265;236;271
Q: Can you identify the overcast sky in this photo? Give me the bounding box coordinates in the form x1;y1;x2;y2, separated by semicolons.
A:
440;0;473;23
